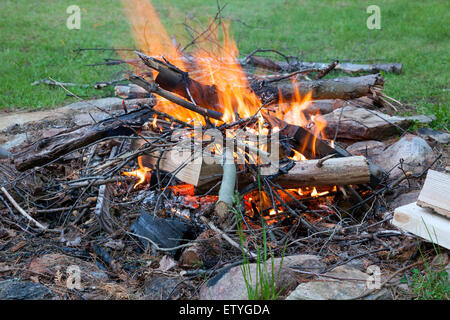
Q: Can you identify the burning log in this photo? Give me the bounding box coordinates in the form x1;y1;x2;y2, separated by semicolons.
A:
136;51;222;112
140;149;223;188
272;156;369;188
14;108;154;171
134;52;383;118
243;55;402;74
254;74;384;104
268;115;386;186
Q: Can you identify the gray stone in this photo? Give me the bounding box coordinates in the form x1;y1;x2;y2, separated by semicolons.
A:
418;127;450;144
372;135;434;179
0;133;28;152
0;146;12;159
199;254;325;300
144;276;181;300
0;279;55;300
389;191;421;210
286;265;392;300
346;140;386;158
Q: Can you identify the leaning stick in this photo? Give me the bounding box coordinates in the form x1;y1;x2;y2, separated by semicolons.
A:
1;187;47;231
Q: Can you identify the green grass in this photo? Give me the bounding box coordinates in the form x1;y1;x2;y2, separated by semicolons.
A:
1;0;449;128
232;193;286;300
401;219;450;300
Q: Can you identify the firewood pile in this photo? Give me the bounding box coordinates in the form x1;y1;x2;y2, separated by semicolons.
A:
0;3;448;300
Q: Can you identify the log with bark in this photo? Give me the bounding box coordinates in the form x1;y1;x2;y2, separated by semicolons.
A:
253;74;384;104
243;55;402;74
265;114;386;186
14;108;154;171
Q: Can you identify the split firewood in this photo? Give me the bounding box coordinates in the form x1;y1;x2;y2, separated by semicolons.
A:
417;170;450;219
393;202;450;250
243;55;402;74
14;108;154;171
140;148;223;188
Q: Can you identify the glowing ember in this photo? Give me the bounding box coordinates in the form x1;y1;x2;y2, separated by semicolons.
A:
168;184;195;196
122;156;151;188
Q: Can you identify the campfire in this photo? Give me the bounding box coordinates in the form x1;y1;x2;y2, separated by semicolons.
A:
0;0;446;301
112;0;377;230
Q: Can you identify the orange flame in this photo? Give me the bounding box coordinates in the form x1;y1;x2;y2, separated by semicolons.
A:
311;187;329;197
122;156;151;188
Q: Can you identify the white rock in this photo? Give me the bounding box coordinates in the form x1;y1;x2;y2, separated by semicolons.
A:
372;135;434;179
286;265;392;300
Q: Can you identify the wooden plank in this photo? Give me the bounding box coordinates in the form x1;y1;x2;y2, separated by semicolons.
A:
417;170;450;219
141;147;223;187
392;202;450;250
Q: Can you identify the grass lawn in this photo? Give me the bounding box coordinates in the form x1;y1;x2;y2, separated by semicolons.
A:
1;0;448;128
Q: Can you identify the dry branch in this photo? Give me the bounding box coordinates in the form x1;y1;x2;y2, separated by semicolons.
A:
1;187;47;231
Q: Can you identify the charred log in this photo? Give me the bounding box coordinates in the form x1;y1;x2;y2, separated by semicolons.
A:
14;108;154;171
